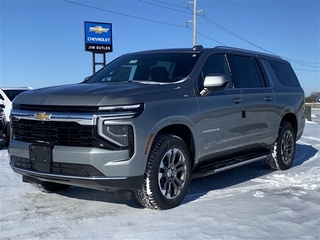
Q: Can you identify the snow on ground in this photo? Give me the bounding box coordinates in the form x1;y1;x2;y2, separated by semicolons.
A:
1;112;319;240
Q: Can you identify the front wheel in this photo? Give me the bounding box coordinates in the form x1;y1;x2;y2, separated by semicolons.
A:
265;122;296;170
135;134;192;210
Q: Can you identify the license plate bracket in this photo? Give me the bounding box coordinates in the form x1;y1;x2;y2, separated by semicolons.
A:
29;144;53;173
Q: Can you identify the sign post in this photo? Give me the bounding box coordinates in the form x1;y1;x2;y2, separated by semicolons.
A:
84;21;113;73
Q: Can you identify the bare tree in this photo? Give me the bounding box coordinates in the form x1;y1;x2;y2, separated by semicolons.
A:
305;92;320;103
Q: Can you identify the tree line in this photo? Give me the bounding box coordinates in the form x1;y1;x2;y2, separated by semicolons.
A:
305;92;320;103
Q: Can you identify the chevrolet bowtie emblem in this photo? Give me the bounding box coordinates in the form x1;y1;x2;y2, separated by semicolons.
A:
34;112;51;121
89;26;109;34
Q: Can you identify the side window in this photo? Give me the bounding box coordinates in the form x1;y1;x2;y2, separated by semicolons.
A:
198;54;231;91
263;59;300;87
228;55;263;88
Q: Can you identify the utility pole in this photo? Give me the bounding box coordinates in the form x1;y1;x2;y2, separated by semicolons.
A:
187;0;205;46
193;0;197;46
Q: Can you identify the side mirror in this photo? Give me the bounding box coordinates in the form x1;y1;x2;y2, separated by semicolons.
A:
82;76;92;83
0;99;5;108
203;74;229;90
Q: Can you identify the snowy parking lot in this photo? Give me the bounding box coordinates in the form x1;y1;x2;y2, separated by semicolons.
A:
1;111;319;239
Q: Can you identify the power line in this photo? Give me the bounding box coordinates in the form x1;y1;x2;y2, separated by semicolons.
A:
139;0;273;52
287;59;320;68
201;16;272;53
194;30;225;45
153;0;187;9
63;0;223;46
201;15;319;68
150;0;319;67
138;0;318;66
63;0;319;71
294;68;320;72
62;0;186;28
228;0;319;50
137;0;190;14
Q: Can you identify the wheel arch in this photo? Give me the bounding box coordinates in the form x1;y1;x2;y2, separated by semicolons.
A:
281;113;298;138
154;124;196;168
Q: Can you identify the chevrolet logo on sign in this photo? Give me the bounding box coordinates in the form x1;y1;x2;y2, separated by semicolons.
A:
34;112;51;121
89;26;109;34
85;21;113;53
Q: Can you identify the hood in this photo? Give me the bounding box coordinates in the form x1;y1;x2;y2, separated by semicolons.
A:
14;81;194;106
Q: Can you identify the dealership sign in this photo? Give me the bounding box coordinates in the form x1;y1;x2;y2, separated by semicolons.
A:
85;21;113;53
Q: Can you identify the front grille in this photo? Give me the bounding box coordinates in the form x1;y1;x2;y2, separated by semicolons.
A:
12;118;95;147
11;156;105;177
11;117;122;150
14;104;99;113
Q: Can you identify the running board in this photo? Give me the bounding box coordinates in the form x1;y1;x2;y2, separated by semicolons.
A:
192;154;268;179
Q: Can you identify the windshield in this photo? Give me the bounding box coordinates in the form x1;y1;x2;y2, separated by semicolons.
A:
88;52;200;83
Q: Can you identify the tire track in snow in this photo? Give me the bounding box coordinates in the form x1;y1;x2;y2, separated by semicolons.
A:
300;136;320;143
185;165;320;204
299;136;320;148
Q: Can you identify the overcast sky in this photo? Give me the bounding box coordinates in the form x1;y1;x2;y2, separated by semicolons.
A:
1;0;319;96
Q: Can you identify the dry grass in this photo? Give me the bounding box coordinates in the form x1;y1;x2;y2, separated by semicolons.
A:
305;103;320;108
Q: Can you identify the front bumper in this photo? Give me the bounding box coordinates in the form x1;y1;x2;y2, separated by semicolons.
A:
10;164;143;191
9;139;144;191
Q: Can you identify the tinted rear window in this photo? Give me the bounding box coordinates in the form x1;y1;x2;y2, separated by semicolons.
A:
266;60;300;87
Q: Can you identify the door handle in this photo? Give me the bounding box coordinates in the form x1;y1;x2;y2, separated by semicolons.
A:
232;98;242;104
264;96;273;102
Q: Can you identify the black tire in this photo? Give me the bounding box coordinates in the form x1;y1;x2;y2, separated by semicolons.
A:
0;132;4;149
33;182;70;193
265;122;296;170
4;124;10;147
135;134;192;210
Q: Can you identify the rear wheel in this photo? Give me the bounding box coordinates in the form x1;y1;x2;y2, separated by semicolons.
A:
135;134;192;210
33;182;70;193
265;122;296;170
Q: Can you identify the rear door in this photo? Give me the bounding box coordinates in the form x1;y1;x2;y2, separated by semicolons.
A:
227;54;277;149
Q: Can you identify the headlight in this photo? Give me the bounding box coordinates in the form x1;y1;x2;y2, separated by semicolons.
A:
102;124;129;147
96;104;141;149
98;123;134;156
99;104;141;111
97;103;144;120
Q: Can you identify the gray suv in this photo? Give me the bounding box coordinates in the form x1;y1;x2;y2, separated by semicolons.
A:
9;46;305;210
